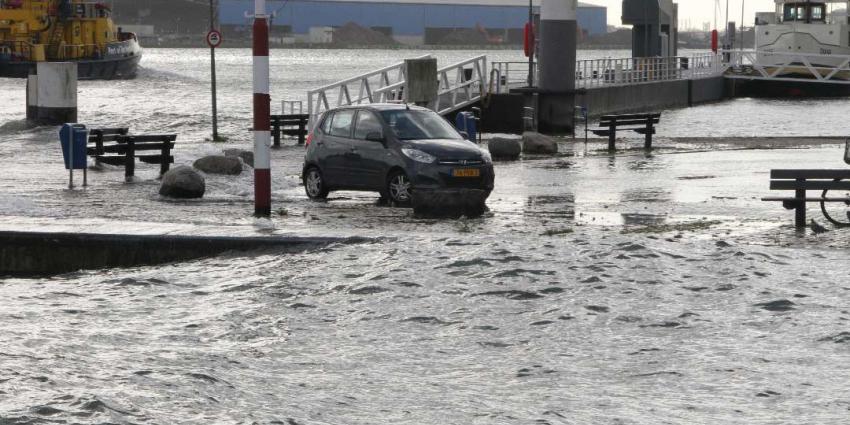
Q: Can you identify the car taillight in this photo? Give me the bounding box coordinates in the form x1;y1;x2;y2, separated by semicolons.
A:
305;132;313;147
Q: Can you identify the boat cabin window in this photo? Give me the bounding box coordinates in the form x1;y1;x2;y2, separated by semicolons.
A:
783;3;827;22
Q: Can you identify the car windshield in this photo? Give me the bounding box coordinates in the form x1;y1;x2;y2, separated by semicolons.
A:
380;109;462;140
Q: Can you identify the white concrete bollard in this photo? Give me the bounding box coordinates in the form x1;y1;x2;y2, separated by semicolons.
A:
26;62;78;125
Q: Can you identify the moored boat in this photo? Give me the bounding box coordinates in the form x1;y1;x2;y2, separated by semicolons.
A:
0;0;141;79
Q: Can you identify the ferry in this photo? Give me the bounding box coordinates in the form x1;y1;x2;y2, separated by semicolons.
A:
0;0;141;79
755;1;850;70
737;0;850;95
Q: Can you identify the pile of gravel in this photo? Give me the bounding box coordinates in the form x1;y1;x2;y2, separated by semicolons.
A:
439;28;491;46
332;22;398;46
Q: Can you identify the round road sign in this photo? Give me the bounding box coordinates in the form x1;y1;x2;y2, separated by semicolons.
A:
206;30;223;48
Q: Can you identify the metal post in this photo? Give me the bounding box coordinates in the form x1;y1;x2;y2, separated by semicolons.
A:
68;134;74;189
253;0;272;217
527;0;536;87
740;0;745;51
725;0;730;49
210;0;219;141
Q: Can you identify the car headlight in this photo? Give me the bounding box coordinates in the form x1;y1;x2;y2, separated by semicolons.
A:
402;148;436;164
480;149;492;164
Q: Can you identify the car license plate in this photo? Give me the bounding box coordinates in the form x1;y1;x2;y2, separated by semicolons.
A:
452;168;480;178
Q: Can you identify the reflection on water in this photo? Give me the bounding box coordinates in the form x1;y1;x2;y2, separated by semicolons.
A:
524;194;576;220
621;188;673;204
622;213;668;227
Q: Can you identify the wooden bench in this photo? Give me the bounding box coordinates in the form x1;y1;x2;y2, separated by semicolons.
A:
762;169;850;228
271;114;309;147
591;113;661;151
86;129;177;182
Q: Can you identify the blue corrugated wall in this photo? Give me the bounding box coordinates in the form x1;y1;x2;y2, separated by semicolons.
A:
219;1;607;36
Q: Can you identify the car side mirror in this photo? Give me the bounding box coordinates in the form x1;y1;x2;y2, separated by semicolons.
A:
459;131;470;140
366;132;384;143
845;138;850;165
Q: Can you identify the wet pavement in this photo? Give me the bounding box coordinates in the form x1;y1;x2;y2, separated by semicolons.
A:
2;130;850;423
3;47;850;424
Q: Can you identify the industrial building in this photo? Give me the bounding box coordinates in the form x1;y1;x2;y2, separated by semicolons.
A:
218;0;607;45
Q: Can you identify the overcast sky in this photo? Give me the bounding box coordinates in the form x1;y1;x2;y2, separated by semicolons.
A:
591;0;778;29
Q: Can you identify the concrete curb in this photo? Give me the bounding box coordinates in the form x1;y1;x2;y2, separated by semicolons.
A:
0;231;370;277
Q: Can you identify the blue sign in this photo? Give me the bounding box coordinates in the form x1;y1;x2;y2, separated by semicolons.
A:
575;106;588;120
59;123;88;170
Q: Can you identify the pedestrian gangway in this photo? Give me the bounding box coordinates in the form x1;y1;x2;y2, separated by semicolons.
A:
306;55;488;128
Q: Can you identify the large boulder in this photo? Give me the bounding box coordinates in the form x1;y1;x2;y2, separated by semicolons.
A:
223;149;254;168
193;155;243;175
488;138;522;161
159;166;205;199
522;132;559;155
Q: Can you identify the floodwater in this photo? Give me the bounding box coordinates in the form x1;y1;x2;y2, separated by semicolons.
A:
2;49;850;424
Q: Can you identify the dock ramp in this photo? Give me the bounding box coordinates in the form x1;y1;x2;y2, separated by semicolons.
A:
306;55;488;128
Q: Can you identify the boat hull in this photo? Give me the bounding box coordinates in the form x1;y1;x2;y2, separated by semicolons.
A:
730;77;850;97
0;53;141;80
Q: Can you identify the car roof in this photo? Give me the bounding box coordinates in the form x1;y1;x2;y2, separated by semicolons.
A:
327;103;434;113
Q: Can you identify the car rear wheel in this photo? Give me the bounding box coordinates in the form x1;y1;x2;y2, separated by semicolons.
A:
387;170;412;206
304;167;329;200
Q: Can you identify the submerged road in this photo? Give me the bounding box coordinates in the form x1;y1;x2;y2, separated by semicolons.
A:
1;133;850;423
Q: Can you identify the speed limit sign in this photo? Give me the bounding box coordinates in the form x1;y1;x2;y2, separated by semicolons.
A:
206;30;223;48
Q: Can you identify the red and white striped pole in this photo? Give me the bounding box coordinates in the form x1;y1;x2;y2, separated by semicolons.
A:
253;0;271;217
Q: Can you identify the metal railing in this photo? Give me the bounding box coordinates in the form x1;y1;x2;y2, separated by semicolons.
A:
306;54;431;127
1;40;32;61
491;54;725;93
281;100;303;115
575;54;724;89
60;44;100;60
434;55;488;116
725;50;850;85
490;61;536;94
306;54;489;128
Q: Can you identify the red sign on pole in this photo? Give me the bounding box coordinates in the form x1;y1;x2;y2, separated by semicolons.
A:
206;30;223;48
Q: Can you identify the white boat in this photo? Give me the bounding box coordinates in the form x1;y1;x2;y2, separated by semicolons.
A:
755;0;850;69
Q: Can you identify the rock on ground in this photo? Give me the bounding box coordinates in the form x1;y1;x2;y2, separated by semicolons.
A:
193;155;243;175
522;132;559;155
488;138;522;160
223;149;254;168
159;165;205;199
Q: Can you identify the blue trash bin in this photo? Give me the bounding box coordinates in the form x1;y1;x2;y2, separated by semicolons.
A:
454;112;477;142
59;123;88;170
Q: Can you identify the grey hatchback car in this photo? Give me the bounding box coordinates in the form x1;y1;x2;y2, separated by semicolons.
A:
302;104;495;212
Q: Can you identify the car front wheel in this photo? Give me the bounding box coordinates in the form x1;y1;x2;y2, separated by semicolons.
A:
304;167;329;200
387;170;412;206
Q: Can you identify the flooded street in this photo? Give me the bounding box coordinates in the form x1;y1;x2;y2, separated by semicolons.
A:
2;49;850;424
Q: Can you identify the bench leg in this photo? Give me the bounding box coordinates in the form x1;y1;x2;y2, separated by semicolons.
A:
125;140;135;182
645;123;653;150
273;122;281;148
795;186;806;229
161;145;170;176
608;128;616;151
